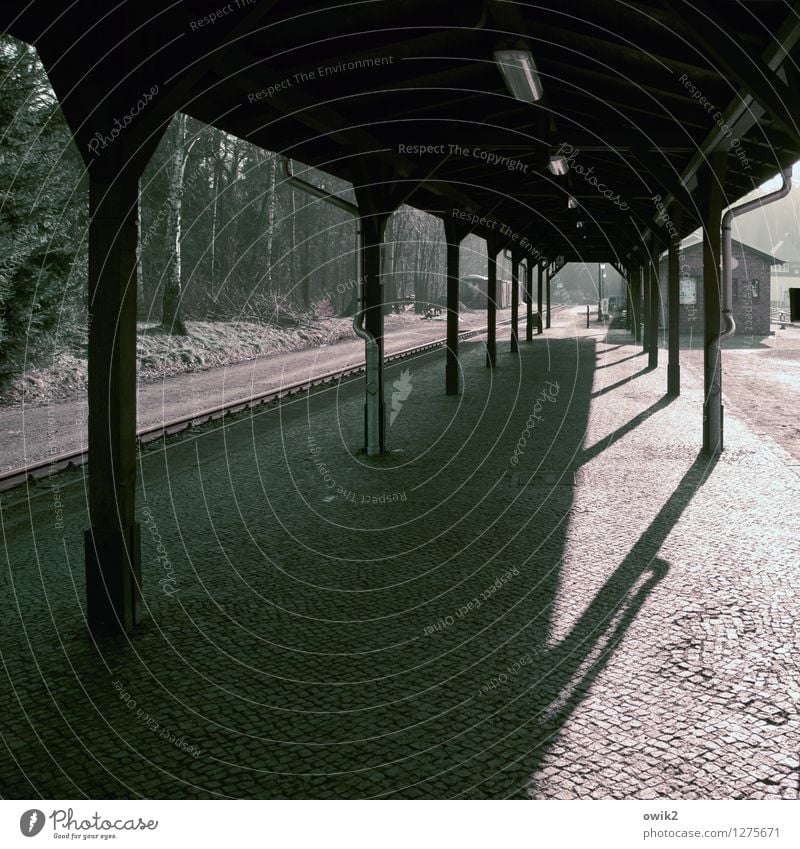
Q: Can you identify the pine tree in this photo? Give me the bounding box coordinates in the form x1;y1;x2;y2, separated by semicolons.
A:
0;35;87;377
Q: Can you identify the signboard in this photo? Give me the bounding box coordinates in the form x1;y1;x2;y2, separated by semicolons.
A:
679;277;697;305
738;277;761;301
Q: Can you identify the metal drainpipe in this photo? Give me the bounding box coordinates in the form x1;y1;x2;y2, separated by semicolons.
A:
282;157;359;217
352;311;381;456
720;167;791;341
282;158;382;455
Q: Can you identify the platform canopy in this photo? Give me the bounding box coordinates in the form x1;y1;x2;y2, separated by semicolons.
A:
4;0;800;261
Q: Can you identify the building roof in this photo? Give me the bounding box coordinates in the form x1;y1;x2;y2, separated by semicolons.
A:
667;234;784;266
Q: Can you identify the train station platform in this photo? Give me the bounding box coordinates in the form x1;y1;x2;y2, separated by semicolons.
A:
1;310;798;800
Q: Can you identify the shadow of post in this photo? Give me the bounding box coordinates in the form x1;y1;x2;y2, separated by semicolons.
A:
591;366;652;398
581;395;675;466
595;352;642;370
510;454;718;797
453;454;717;798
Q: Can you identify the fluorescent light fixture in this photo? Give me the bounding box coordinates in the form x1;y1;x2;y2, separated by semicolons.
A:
494;49;544;103
568;196;578;209
548;155;568;176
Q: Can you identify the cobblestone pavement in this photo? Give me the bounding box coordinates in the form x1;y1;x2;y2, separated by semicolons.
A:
1;309;798;799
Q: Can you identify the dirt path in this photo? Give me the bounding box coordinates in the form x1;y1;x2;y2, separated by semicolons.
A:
0;310;513;473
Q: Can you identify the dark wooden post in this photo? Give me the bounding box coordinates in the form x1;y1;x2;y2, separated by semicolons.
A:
356;209;390;451
701;152;728;454
537;261;544;334
625;268;633;332
486;239;498;367
63;80;169;638
352;167;406;453
443;214;466;395
632;266;642;346
642;259;651;353
525;260;534;341
667;207;683;396
648;237;661;370
510;251;520;353
546;264;552;329
85;170;144;636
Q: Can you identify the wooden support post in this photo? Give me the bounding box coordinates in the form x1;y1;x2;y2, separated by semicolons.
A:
643;264;649;343
358;210;389;451
632;266;642;346
61;76;169;638
536;261;544;334
546;265;552;329
486;241;498;367
625;270;633;332
352;168;405;454
42;41;171;638
85;171;143;637
636;265;647;344
443;215;465;395
510;252;520;353
648;237;661;370
525;260;534;341
702;152;727;455
667;207;683;396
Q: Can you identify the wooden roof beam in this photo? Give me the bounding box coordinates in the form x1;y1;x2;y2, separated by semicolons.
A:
660;0;800;148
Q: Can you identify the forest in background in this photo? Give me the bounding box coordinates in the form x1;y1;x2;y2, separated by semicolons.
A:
0;35;504;384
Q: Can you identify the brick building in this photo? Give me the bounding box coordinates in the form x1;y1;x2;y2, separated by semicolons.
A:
657;235;781;336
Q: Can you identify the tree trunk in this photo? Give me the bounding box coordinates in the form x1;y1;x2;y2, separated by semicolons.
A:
210;134;224;293
265;153;278;294
300;197;310;309
162;113;188;335
414;237;424;313
245;154;272;293
289;184;297;310
136;182;144;320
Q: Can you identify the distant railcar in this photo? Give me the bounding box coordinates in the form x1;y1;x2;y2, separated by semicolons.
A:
460;274;514;309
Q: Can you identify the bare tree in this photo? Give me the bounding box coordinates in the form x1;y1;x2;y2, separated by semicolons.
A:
162;113;192;334
209;131;226;290
265;152;278;294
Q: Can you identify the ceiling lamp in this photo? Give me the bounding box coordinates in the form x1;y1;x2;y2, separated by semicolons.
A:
548;154;569;176
493;49;544;103
568;196;578;209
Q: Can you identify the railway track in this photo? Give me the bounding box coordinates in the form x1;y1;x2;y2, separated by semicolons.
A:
1;313;562;494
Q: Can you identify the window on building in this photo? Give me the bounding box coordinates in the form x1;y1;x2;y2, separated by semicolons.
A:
751;278;760;300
